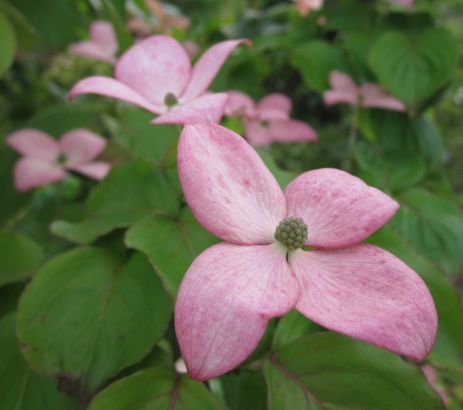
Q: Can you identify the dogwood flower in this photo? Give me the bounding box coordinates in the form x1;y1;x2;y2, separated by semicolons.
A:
6;128;110;192
225;91;318;146
175;123;437;381
294;0;325;16
69;35;250;125
69;21;118;64
323;71;406;112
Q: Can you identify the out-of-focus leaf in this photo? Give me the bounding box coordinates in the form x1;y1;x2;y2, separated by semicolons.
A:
87;366;223;410
114;108;179;166
17;249;172;401
369;28;458;109
221;371;267;410
369;227;463;368
125;208;217;296
264;333;445;409
51;161;180;244
0;1;36;49
394;188;463;274
11;0;84;50
291;40;345;92
101;0;132;53
257;149;296;188
0;309;79;410
272;310;319;350
0;229;43;287
323;3;374;31
0;12;16;76
25;103;100;137
355;144;426;192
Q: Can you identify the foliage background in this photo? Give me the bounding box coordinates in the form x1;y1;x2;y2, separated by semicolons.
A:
0;0;462;408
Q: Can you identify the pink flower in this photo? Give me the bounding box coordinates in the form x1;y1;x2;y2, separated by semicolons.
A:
294;0;325;16
323;71;406;112
225;91;318;146
69;21;118;64
174;123;437;381
69;35;250;125
6;128;111;192
388;0;414;8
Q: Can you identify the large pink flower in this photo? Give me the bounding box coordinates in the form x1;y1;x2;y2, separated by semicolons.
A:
323;71;406;111
69;21;118;64
225;91;318;146
6;128;111;192
69;35;250;125
175;123;437;381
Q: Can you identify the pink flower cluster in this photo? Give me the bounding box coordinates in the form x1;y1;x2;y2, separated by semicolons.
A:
5;21;437;385
225;91;318;146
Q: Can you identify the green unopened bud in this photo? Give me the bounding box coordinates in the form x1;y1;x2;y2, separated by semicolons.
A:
164;92;178;107
274;217;308;251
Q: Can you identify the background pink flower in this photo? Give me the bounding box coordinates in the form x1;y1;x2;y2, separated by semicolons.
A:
294;0;325;16
69;36;250;125
323;71;406;111
175;123;437;381
388;0;414;8
6;128;110;192
225;91;318;146
69;21;118;64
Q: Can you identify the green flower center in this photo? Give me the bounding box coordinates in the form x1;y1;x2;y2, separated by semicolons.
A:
56;153;67;165
274;217;308;251
164;92;178;107
260;120;270;127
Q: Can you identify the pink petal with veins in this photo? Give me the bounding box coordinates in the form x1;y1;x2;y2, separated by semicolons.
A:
115;36;191;105
178;123;286;244
176;243;298;380
181;39;251;101
69;76;165;114
290;245;437;361
284;168;399;248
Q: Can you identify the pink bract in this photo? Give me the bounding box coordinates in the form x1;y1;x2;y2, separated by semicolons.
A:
175;123;437;381
294;0;325;16
6;128;111;192
69;35;250;125
69;21;118;64
323;71;406;112
225;91;318;146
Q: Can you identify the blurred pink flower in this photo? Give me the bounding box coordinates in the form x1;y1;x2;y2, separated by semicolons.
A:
388;0;414;8
225;91;318;146
294;0;325;16
174;123;437;381
6;129;110;192
69;21;118;64
182;40;199;59
323;71;406;111
69;36;250;125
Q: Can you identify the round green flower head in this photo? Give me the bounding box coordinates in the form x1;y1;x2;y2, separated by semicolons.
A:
274;217;308;251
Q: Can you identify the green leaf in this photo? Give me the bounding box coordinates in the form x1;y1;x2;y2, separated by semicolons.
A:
257;149;296;188
114;108;179;166
369;28;458;108
395;188;463;274
0;230;43;287
0;1;36;49
369;227;463;368
291;40;345;92
264;333;444;410
51;161;180;244
0;310;79;410
0;12;16;76
221;371;267;410
272;310;319;350
125;208;217;296
87;366;223;410
17;248;172;401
